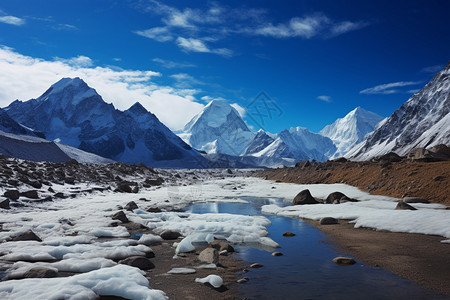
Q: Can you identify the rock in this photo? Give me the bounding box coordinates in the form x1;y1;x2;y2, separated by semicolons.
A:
7;179;19;186
320;217;339;225
198;248;219;264
116;182;132;193
293;189;320;205
119;256;155;270
249;263;263;268
433;176;445;181
124;201;138;211
272;252;283;256
0;199;10;209
325;192;348;204
402;197;429;204
132;186;139;193
377;152;403;163
295;160;311;168
145;177;164;186
333;157;348;163
65;177;75;185
282;232;295;237
23;267;58;278
112;211;129;223
28;180;42;189
4;189;20;200
236;277;249;283
209;240;234;253
332;256;356;265
428;144;450;157
11;230;42;242
395;201;417;210
20;190;39;199
53;192;66;199
160;230;181;240
147;207;162;213
226;168;233;174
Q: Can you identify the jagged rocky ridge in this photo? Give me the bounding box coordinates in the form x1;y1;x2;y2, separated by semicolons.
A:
347;63;450;160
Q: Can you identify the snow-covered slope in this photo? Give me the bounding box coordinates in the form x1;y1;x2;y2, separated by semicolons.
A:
250;127;336;166
320;107;383;158
347;63;450;160
0;108;45;138
4;78;206;167
180;100;254;156
244;129;276;155
0;130;112;163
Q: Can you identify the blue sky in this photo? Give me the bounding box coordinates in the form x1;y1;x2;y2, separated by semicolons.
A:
0;0;449;133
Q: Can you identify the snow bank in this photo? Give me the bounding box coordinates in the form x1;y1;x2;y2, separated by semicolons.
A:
0;265;167;300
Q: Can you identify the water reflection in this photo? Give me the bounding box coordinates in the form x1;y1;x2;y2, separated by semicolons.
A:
184;198;448;300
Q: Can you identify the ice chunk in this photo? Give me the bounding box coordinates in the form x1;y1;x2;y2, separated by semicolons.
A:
195;274;223;288
167;268;196;274
138;234;163;246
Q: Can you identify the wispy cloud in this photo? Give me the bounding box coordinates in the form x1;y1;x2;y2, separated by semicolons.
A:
52;23;78;31
152;58;196;69
251;14;367;39
176;37;232;57
360;81;422;95
0;46;206;130
0;15;25;26
134;26;173;42
170;72;204;88
317;95;332;102
421;65;443;74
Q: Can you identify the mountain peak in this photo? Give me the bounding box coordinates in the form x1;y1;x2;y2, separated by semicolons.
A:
127;102;148;115
51;77;87;91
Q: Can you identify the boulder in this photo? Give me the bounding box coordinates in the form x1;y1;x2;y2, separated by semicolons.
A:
236;277;249;284
11;230;42;242
160;230;181;240
333;157;348;163
119;256;155;270
428;144;450;157
209;240;234;253
23;267;58;278
395;201;417;210
20;190;39;199
112;211;129;223
124;201;138;211
116;182;132;193
325;192;347;204
198;248;219;264
250;263;263;268
282;232;295;237
320;217;339;225
332;257;356;265
377;152;402;163
145;177;164;186
293;189;320;205
295;161;311;168
0;199;10;209
402;197;429;204
28;180;42;189
272;252;283;256
4;189;19;200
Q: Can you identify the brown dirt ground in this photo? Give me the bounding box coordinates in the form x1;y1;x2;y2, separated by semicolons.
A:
254;160;450;205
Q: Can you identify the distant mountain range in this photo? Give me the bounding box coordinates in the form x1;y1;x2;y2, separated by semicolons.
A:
3;78;206;167
0;63;448;167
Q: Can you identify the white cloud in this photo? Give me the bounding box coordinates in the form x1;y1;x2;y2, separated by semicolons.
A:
135;27;173;42
176;37;232;57
421;65;443;74
152;58;196;69
231;103;246;117
0;46;205;130
170;72;204;88
0;15;25;26
251;14;367;39
360;81;422;95
54;55;94;67
317;95;332;103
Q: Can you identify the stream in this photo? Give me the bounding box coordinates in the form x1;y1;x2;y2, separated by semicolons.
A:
184;196;448;299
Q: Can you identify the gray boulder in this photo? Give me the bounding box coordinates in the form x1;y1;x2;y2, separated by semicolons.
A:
160;230;181;240
23;267;58;278
4;189;20;200
198;248;219;264
119;256;155;270
293;189;320;205
395;201;417;210
320;217;339;225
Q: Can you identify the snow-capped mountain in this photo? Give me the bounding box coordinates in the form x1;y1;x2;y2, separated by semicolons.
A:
250;126;336;166
347;63;450;160
320;107;383;158
244;129;276;155
4;77;206;167
180;100;254;156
